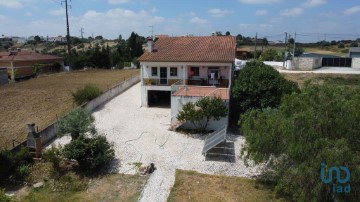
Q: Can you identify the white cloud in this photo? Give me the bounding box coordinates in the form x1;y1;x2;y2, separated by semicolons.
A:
0;1;22;8
208;8;231;18
255;10;268;16
108;0;130;4
189;17;208;24
25;12;32;17
49;8;65;16
238;0;282;4
0;15;6;20
78;8;165;38
281;8;303;16
302;0;327;8
344;6;360;15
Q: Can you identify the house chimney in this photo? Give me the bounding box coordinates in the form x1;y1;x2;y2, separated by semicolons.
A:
147;37;154;53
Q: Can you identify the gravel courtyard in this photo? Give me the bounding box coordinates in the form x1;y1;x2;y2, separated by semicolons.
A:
53;83;260;202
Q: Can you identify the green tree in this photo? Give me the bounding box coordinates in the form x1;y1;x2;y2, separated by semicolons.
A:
62;134;115;175
232;61;299;113
240;82;360;201
56;108;96;141
338;42;345;48
225;31;231;36
127;32;144;59
177;97;228;132
259;48;280;61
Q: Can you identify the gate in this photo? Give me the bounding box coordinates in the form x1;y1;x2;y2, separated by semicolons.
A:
322;58;352;67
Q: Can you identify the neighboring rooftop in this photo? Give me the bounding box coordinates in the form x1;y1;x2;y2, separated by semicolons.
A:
299;53;341;58
139;36;236;63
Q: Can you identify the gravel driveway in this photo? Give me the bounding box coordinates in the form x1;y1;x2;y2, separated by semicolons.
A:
52;83;260;202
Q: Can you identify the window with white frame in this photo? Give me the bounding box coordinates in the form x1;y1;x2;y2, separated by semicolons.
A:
170;67;177;77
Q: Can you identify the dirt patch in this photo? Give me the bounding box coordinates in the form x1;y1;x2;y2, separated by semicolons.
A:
168;170;286;202
0;69;139;149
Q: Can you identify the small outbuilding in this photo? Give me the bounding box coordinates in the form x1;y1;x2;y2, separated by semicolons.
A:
349;47;360;58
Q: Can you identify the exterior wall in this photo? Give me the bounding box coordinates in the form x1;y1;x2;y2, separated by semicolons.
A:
140;61;232;107
352;58;360;68
292;57;322;70
0;68;8;85
171;95;228;131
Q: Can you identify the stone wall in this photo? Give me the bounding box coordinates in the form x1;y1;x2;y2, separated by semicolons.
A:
292;57;322;70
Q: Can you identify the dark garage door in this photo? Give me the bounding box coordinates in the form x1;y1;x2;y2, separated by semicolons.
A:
322;58;352;67
148;90;171;107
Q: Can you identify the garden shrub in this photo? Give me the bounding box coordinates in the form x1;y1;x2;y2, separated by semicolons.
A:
177;96;227;133
72;84;101;105
43;146;62;170
240;83;360;201
232;60;299;114
62;134;115;175
0;150;15;181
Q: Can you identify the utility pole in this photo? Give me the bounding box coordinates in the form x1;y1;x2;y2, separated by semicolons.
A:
283;32;288;69
254;33;257;59
292;32;296;60
62;0;72;70
80;27;85;51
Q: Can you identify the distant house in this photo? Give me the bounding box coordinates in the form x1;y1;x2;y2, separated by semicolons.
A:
138;36;236;131
0;50;64;80
349;47;360;58
48;36;67;44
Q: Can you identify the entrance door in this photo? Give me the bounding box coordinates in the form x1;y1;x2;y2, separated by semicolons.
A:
160;67;167;85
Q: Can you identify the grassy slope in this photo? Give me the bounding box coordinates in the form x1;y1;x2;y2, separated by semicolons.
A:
22;174;147;202
0;69;139;149
168;170;287;202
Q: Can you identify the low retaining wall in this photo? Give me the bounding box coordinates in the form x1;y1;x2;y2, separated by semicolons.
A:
11;75;140;151
292;57;322;70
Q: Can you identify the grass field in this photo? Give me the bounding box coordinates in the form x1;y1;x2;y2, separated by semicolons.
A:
22;173;147;202
168;170;287;202
0;69;139;149
282;73;360;88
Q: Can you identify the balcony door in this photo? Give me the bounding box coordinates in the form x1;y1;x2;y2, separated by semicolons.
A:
160;67;168;85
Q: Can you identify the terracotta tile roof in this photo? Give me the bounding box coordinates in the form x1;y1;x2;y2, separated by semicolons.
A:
139;36;236;63
0;51;63;62
173;86;229;100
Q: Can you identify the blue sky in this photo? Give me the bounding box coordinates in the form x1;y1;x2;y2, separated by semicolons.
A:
1;0;360;42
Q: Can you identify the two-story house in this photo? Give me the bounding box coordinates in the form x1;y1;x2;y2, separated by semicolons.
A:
138;36;236;130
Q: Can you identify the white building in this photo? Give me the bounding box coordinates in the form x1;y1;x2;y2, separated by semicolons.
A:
138;36;236;130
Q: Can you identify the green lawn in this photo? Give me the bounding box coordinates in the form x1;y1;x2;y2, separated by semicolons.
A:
168;170;288;202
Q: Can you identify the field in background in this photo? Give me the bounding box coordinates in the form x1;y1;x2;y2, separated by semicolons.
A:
0;69;139;149
168;170;286;202
282;73;360;88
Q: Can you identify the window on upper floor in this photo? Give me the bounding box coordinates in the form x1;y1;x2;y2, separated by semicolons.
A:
170;67;177;77
190;67;199;77
151;67;158;76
